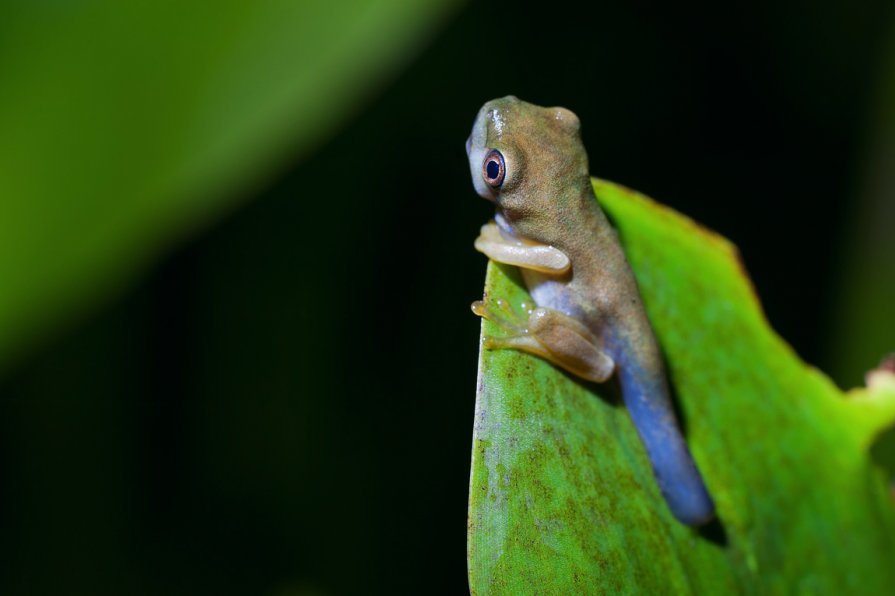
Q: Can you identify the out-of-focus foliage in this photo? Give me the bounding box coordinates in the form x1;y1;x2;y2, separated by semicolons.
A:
469;179;895;593
0;0;459;371
831;20;895;386
832;18;895;491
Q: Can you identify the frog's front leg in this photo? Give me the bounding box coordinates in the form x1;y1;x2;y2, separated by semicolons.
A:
474;221;614;382
474;221;570;273
473;297;614;383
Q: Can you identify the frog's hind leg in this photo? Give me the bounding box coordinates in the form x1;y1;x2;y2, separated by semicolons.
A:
473;296;614;383
525;307;615;383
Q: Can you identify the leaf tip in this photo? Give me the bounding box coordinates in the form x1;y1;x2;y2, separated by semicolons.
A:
866;353;895;391
845;354;895;448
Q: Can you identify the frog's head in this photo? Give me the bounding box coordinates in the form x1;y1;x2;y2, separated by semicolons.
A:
466;96;589;243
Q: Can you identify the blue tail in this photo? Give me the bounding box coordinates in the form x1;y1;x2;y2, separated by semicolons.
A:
615;351;715;526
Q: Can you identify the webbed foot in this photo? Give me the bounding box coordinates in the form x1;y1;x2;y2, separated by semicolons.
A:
472;294;614;383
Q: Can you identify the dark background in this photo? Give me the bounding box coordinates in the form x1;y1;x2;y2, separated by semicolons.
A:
2;2;894;594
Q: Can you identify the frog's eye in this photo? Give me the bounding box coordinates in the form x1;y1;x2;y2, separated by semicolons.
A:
482;149;505;188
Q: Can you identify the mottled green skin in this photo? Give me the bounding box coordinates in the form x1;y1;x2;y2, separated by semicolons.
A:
468;179;895;593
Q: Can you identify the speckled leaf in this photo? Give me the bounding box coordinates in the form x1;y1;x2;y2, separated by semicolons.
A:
468;179;895;594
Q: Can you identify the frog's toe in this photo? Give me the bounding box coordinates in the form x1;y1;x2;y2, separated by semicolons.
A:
482;334;549;358
471;299;526;334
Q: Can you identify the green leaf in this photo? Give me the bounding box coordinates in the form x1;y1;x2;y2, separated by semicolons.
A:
0;0;460;371
468;179;895;593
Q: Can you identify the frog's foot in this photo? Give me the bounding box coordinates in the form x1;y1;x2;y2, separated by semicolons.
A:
471;296;530;333
472;295;614;383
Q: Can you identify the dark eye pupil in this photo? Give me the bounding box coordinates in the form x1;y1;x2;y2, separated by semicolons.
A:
486;160;500;180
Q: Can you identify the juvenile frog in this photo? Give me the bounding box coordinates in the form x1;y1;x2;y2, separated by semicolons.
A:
467;96;715;526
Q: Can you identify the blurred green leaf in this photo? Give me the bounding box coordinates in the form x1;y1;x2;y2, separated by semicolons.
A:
0;0;460;371
468;179;895;593
829;19;895;387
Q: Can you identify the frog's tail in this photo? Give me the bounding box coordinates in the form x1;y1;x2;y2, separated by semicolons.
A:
616;354;715;526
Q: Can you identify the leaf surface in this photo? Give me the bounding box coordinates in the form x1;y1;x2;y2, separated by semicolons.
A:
468;179;895;594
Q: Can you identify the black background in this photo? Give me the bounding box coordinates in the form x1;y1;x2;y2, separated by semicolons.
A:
2;1;893;594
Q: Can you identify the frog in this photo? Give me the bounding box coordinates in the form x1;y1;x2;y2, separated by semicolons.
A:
467;96;715;526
